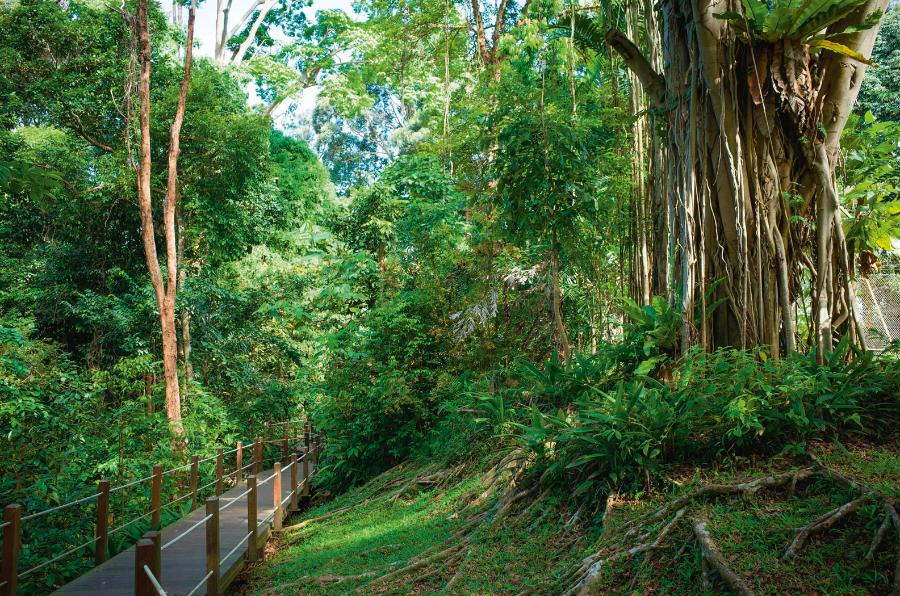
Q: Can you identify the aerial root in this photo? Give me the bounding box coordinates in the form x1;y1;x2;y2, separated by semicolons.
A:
693;516;756;596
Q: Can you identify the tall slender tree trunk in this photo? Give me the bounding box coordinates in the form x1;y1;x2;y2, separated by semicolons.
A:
135;0;196;426
549;246;572;361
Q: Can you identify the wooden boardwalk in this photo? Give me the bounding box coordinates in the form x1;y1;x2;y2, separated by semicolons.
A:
53;464;305;596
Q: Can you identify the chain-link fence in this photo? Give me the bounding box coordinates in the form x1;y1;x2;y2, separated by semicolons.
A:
855;255;900;351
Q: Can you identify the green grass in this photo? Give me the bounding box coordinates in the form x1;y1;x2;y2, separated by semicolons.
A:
244;442;899;595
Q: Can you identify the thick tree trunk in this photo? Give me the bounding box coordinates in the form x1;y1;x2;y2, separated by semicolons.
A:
612;0;887;355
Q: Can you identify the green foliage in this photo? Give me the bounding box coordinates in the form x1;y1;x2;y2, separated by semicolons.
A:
857;8;900;120
496;341;899;498
840;111;900;256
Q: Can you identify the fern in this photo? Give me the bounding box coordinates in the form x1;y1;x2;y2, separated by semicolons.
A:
715;0;881;62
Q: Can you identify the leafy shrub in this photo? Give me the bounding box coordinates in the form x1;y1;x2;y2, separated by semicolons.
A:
498;339;900;500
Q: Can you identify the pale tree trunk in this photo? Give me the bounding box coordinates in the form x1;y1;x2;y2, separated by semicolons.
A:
135;0;196;426
176;209;193;382
549;246;572;361
611;0;887;356
214;0;282;65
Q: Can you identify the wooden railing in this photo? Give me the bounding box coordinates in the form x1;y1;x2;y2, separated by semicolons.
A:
0;419;321;595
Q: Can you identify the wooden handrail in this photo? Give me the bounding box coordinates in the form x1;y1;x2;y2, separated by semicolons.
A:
2;418;316;594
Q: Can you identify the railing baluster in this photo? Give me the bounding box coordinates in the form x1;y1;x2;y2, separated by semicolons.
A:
190;455;199;510
247;475;257;563
290;454;299;512
134;531;160;596
205;498;220;596
95;479;110;566
215;448;224;497
151;464;162;530
1;504;21;596
273;463;282;532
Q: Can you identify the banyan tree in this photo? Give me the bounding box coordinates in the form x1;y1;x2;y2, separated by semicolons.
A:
597;0;889;358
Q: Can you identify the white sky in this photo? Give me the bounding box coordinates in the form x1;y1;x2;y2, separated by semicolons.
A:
167;0;360;124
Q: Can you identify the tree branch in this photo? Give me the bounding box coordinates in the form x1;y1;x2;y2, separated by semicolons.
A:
230;0;278;66
470;0;490;63
605;28;665;104
69;111;115;153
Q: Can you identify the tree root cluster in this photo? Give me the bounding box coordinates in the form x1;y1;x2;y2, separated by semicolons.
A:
268;450;531;593
271;455;897;595
561;464;900;595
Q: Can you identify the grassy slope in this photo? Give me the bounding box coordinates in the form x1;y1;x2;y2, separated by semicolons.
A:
242;440;899;595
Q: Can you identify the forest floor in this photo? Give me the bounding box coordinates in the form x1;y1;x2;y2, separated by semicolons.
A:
239;439;900;595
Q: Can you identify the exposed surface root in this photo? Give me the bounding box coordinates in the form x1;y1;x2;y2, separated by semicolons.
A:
562;463;894;595
283;497;383;532
368;538;470;587
693;516;755;596
782;492;871;559
619;467;816;541
866;507;892;562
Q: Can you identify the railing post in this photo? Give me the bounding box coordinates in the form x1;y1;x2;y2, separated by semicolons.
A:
282;423;289;464
151;464;162;530
134;532;160;596
312;440;318;471
134;538;154;596
145;530;161;580
273;463;282;532
190;454;199;510
290;453;299;512
253;437;262;476
205;497;220;596
304;421;310;453
1;504;21;596
247;475;258;563
95;479;110;566
215;448;224;496
301;448;310;507
234;441;243;485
